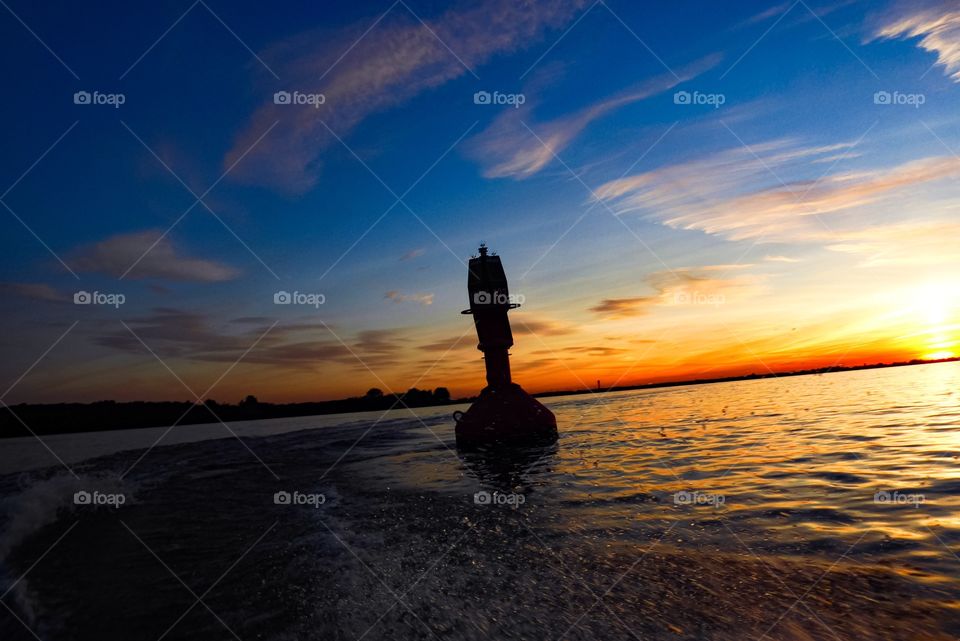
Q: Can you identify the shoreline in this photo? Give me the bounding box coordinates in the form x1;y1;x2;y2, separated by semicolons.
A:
2;357;956;439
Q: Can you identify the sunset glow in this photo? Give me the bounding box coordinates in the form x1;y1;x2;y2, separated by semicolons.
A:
4;4;960;639
1;0;959;404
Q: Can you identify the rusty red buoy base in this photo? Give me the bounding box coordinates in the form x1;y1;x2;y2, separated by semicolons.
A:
454;383;557;448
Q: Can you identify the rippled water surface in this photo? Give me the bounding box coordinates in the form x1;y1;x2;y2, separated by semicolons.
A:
2;362;959;640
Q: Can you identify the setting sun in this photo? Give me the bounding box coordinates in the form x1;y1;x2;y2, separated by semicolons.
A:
906;282;959;360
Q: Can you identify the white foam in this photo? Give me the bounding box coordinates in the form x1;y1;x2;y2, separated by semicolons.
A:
0;472;139;628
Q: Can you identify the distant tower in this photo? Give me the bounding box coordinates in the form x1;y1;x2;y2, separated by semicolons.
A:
453;244;557;447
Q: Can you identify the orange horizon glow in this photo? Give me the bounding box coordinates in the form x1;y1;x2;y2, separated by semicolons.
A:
9;272;958;406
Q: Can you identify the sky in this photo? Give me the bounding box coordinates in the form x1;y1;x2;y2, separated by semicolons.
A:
1;0;959;404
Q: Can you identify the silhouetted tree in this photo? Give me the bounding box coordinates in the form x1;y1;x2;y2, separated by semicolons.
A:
401;388;434;406
365;388;384;399
239;395;259;406
433;387;451;403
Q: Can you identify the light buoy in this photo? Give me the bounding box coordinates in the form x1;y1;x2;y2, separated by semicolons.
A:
453;244;558;447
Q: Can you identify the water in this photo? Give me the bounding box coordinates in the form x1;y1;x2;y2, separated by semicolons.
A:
1;362;959;640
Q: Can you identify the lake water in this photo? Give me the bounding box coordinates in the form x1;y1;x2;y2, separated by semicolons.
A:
1;362;959;640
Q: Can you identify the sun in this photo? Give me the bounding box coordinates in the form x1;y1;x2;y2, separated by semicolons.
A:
909;281;959;360
911;282;952;324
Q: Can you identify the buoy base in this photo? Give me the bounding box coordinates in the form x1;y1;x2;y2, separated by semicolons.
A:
454;383;557;448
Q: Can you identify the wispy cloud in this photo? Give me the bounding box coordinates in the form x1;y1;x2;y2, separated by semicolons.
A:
874;1;960;82
735;0;856;31
825;219;960;266
512;316;578;337
736;2;794;29
225;0;590;193
384;290;434;305
419;335;476;352
560;345;629;357
590;266;761;318
72;230;240;282
95;308;276;358
589;296;658;318
400;248;425;261
594;139;960;243
465;54;722;179
96;309;410;368
764;255;801;263
0;282;67;302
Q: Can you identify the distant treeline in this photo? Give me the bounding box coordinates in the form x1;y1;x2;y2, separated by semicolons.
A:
0;388;465;438
3;357;957;438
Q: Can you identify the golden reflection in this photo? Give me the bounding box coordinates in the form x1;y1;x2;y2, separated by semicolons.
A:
530;363;960;591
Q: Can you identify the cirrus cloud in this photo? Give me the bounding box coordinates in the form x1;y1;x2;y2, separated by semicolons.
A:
72;230;240;282
594;139;960;246
590;266;763;318
384;290;434;306
0;282;68;302
874;1;960;82
225;0;590;193
465;54;722;179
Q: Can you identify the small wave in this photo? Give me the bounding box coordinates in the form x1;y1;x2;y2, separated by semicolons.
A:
0;471;138;630
0;472;135;561
923;479;960;494
756;506;860;524
811;471;870;484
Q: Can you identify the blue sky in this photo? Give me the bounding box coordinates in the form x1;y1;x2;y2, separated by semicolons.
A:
2;0;959;403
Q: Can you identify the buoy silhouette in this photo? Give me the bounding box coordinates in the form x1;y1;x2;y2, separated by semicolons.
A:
453;244;558;447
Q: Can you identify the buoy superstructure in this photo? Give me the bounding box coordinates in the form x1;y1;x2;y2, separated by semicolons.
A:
453;244;558;447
